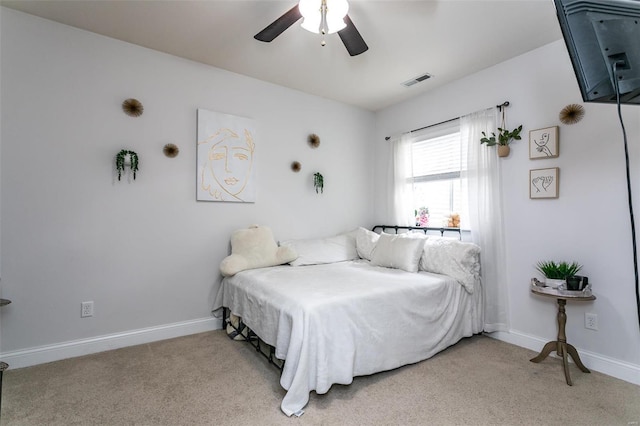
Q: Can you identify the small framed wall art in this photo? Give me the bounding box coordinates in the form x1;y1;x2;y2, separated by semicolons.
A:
530;167;559;199
529;126;559;159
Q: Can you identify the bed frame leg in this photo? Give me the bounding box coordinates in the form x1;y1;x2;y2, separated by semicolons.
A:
221;307;285;372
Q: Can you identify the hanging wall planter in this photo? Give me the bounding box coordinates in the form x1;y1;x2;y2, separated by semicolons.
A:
480;103;522;158
116;149;139;181
497;145;511;158
313;172;324;193
481;125;522;157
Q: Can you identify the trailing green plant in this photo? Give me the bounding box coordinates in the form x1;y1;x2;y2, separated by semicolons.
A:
480;125;523;146
116;149;139;181
313;172;324;194
535;260;582;279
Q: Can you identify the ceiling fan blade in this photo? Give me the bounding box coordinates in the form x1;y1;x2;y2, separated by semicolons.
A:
338;15;368;56
254;5;303;42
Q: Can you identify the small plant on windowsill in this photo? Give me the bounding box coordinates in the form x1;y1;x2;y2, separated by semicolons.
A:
116;149;139;181
414;207;429;227
480;125;523;157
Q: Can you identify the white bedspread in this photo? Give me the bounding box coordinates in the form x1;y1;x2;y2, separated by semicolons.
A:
213;260;482;416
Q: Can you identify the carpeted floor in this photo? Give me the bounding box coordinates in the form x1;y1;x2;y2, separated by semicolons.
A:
2;330;639;425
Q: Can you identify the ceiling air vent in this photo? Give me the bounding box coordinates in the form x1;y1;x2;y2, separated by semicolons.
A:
402;73;432;87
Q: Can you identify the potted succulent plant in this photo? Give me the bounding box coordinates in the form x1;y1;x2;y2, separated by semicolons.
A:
480;125;523;157
535;260;583;289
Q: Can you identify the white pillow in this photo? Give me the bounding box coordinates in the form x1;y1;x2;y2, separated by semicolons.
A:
282;233;358;266
355;227;379;261
419;238;481;293
219;225;298;277
398;231;429;239
370;233;425;273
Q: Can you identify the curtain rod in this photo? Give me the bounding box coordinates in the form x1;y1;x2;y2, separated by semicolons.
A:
384;101;510;141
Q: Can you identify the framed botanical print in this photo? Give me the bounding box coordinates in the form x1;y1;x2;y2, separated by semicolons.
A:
529;126;559;159
530;167;559;199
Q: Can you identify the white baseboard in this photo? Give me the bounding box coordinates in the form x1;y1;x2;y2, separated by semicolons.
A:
489;330;640;386
0;316;222;369
4;320;638;387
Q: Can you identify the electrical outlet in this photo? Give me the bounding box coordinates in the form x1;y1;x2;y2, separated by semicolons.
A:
585;312;598;330
81;301;94;318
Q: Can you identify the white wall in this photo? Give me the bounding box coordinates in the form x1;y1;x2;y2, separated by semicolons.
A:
375;40;640;383
0;8;375;361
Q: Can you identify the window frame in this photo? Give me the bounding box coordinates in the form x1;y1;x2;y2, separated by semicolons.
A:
408;119;467;230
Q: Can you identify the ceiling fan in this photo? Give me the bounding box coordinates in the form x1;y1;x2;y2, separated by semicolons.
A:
254;0;368;57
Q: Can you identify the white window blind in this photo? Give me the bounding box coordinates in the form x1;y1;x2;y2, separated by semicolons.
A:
409;119;468;229
412;132;461;179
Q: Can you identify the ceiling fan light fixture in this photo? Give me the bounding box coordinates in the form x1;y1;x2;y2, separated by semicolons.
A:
325;14;347;34
254;0;367;56
300;0;348;35
300;14;321;33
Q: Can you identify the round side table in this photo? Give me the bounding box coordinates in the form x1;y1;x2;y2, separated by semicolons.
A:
529;285;595;385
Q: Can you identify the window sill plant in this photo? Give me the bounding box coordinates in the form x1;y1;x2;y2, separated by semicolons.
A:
415;207;429;227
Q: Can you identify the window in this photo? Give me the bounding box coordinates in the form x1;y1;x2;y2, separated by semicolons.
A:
410;119;468;229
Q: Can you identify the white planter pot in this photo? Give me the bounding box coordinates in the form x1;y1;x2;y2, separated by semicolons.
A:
544;278;565;289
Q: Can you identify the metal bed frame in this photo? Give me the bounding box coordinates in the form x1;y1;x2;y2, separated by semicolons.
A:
220;224;462;372
371;225;462;239
222;306;285;371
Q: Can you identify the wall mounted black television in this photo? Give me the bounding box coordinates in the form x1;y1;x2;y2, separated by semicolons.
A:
554;0;640;105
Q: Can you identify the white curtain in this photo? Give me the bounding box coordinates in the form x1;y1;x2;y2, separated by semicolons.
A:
461;108;509;332
388;133;414;226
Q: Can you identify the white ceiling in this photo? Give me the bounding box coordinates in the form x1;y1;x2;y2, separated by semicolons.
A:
0;0;564;111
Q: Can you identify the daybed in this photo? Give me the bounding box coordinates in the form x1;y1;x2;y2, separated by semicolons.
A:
212;225;483;416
